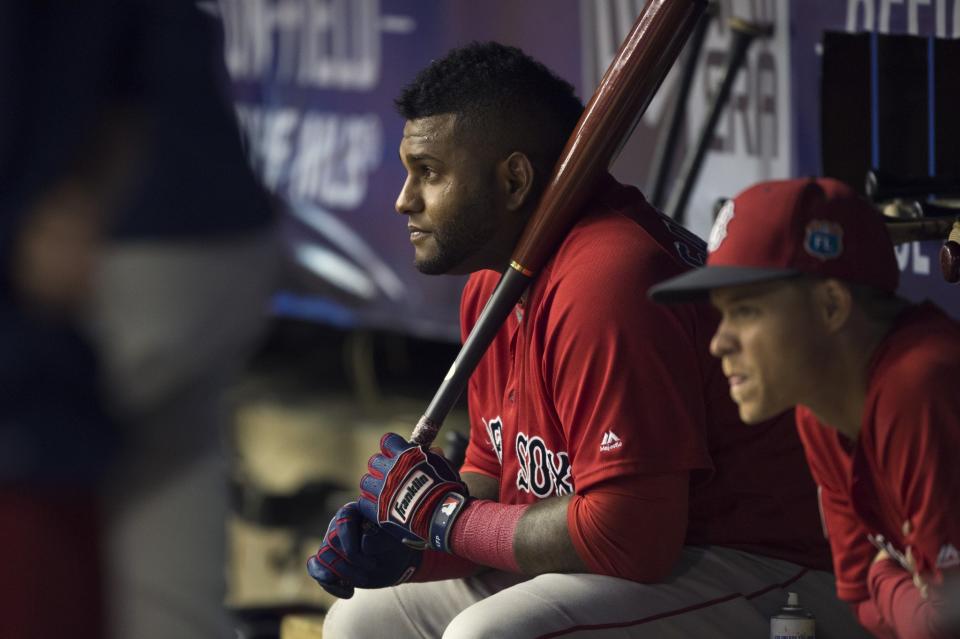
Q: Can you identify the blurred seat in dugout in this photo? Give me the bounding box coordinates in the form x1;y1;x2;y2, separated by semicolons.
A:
224;327;470;637
79;2;280;639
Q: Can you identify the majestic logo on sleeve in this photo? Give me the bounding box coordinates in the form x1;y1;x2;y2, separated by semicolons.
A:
600;430;622;452
483;416;504;464
391;470;433;524
515;432;573;497
937;543;960;570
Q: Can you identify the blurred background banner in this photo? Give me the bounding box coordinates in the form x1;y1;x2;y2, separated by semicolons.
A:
217;0;960;341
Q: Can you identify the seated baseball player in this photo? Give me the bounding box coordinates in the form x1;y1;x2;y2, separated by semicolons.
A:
650;177;960;638
307;43;869;638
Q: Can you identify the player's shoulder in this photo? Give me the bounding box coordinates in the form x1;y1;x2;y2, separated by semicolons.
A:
551;177;698;286
794;405;833;445
864;304;960;459
872;303;960;397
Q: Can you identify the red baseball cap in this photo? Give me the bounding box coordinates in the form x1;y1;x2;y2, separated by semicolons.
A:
649;177;899;302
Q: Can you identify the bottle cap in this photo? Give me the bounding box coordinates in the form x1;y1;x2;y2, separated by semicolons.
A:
787;592;800;607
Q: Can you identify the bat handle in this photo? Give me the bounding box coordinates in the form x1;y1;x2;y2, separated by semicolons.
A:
409;267;532;448
411;414;443;448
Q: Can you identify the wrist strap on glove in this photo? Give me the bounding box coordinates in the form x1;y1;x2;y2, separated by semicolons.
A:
428;492;469;552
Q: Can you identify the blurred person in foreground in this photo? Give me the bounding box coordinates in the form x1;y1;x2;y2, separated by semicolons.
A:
651;178;960;638
84;2;277;638
2;1;277;638
1;2;128;637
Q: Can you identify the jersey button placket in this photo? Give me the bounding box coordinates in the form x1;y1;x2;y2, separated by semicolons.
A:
505;305;523;407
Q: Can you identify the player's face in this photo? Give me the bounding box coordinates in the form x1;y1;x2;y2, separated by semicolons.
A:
395;114;509;275
709;280;828;423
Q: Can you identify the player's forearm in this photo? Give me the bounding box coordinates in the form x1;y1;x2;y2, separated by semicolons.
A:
866;558;943;639
447;495;585;575
514;495;587;574
851;598;898;639
463;471;585;573
462;471;499;501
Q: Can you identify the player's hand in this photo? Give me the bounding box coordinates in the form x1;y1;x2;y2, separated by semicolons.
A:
358;433;469;552
307;502;422;598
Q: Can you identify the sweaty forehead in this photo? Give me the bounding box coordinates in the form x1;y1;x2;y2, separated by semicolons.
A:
401;114;458;148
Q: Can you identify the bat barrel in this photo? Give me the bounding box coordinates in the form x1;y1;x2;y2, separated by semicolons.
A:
511;0;708;274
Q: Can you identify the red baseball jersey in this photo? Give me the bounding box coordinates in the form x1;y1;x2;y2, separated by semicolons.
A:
460;174;831;569
796;304;960;615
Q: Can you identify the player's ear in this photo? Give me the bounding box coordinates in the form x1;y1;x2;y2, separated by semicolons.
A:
499;151;535;213
813;279;852;333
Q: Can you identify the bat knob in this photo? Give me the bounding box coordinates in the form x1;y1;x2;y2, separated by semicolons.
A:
940;240;960;284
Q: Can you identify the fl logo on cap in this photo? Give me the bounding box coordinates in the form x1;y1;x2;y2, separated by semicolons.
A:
804;220;844;260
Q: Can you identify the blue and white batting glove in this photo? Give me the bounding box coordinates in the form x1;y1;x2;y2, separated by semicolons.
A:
307;502;422;598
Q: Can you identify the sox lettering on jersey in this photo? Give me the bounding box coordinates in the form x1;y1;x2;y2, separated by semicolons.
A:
515;431;573;497
483;416;504;464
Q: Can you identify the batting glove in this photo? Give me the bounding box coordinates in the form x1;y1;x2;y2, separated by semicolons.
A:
307;501;421;599
358;433;469;552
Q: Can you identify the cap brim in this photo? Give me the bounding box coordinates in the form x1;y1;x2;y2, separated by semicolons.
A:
648;266;801;303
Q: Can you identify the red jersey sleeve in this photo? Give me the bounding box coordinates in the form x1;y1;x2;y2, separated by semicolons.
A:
567;471;688;582
873;363;960;586
795;408;875;602
851;598;899;639
866;558;947;639
867;359;960;635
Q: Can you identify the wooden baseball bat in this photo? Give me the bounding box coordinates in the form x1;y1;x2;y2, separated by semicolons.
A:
411;0;708;447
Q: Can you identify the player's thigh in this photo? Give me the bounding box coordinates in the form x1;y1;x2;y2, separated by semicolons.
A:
443;546;863;639
323;571;528;639
444;573;764;637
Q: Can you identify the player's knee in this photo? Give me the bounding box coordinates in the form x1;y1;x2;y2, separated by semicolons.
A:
322;589;397;639
442;608;501;639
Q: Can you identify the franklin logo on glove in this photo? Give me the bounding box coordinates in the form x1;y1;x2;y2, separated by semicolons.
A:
392;471;434;523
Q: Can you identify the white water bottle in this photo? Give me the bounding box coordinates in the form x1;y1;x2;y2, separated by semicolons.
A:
770;592;816;639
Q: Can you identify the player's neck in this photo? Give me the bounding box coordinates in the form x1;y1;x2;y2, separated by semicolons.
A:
803;318;891;440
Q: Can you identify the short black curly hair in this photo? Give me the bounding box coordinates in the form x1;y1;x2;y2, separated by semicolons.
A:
395;41;583;179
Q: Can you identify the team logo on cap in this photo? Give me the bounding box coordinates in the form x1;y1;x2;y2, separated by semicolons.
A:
804;220;844;260
707;200;734;252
